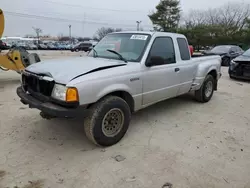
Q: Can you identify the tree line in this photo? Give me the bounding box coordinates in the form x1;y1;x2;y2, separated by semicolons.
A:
149;0;250;50
94;0;250;51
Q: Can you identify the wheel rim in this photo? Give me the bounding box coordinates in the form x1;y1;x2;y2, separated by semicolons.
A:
102;108;124;137
205;81;213;98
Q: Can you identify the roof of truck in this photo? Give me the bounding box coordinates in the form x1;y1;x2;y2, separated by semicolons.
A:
112;31;186;38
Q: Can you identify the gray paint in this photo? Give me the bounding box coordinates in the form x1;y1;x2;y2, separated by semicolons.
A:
23;32;221;111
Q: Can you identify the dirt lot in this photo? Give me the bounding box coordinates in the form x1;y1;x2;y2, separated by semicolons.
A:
0;51;250;188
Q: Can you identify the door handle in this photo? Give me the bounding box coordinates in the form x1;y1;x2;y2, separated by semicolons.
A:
175;68;180;72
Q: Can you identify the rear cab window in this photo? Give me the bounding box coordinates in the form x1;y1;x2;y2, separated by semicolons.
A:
177;38;191;60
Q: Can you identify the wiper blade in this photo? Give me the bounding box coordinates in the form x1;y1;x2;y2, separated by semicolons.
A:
107;49;127;63
92;48;98;57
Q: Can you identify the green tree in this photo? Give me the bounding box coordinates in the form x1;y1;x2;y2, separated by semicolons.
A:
148;0;181;32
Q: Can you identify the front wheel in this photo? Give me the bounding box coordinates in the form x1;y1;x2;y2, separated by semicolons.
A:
195;75;215;103
84;96;131;146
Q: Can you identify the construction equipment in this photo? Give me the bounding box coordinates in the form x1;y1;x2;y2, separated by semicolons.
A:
0;9;40;73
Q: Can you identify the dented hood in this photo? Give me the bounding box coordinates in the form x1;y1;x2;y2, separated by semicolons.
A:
25;56;126;84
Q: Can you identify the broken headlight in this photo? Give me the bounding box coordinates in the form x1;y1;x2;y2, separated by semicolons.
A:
230;60;239;70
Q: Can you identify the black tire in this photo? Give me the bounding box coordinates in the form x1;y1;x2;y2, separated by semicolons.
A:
75;48;79;52
84;96;131;147
195;74;215;103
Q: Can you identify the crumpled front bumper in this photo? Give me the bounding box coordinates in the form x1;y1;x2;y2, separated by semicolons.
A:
16;86;86;118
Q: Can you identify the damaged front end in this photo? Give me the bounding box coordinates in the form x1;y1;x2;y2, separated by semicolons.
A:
229;60;250;80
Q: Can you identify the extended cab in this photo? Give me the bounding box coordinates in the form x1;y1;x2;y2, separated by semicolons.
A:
17;31;222;146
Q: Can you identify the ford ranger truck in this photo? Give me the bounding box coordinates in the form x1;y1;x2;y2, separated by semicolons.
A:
17;31;222;146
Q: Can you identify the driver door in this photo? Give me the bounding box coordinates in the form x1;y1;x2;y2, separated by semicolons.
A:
142;37;181;106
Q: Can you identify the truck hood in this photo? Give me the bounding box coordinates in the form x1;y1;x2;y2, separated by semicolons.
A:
25;56;127;84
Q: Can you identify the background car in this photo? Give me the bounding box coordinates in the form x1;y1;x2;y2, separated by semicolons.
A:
203;45;244;66
27;43;38;50
46;43;56;50
0;40;10;51
55;43;66;50
37;44;48;50
15;42;29;50
65;44;72;50
229;48;250;80
71;42;92;52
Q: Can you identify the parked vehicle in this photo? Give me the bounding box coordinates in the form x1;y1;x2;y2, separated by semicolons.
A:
203;45;244;66
71;42;92;52
55;43;66;50
229;48;250;80
14;42;30;50
17;31;221;146
189;45;194;56
38;44;48;50
27;43;38;50
0;40;9;51
65;44;72;50
46;43;56;50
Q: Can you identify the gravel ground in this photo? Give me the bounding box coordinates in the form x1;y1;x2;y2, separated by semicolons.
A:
0;51;250;188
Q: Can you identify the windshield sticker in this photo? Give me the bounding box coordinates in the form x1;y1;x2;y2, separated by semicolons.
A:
130;35;148;40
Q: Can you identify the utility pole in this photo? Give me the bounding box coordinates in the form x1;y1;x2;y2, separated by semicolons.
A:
136;21;142;31
69;24;72;42
82;13;86;36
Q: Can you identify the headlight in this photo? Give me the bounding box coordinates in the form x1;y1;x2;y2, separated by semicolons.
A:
51;84;79;102
230;60;238;66
229;60;238;70
51;84;67;101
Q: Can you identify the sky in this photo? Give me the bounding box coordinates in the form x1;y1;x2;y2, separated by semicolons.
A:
1;0;248;38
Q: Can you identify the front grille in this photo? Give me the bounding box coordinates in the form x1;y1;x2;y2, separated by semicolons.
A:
22;72;54;96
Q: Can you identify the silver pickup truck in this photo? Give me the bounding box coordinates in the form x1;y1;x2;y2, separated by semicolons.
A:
17;31;221;146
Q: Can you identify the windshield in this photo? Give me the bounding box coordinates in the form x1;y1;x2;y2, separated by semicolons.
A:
211;46;231;53
88;33;151;62
242;49;250;56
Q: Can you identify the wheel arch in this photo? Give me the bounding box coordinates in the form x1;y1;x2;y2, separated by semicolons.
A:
207;69;218;90
87;89;135;113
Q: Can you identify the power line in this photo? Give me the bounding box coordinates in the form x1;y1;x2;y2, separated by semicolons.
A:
5;11;153;28
41;0;148;13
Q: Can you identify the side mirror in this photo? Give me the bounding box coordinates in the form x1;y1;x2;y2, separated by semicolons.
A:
146;56;165;67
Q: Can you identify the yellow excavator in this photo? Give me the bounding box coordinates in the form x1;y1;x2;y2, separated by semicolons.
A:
0;9;40;73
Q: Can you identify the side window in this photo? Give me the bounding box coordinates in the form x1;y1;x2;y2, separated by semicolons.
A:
237;47;243;52
231;47;237;53
177;38;191;60
149;37;176;65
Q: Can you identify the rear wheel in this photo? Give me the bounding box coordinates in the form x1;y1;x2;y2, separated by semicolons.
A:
84;96;131;146
195;75;215;103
